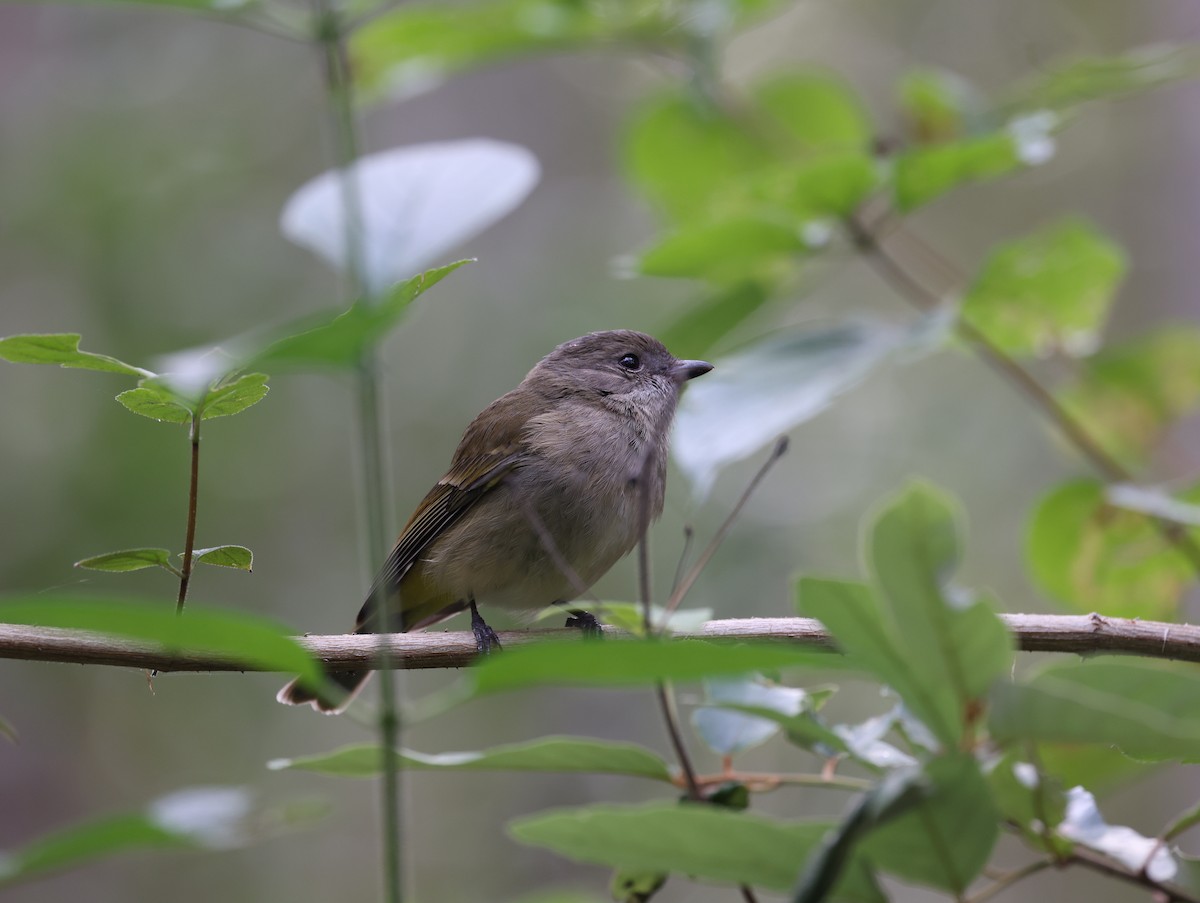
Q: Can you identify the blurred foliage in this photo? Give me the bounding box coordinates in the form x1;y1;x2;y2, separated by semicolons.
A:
5;0;1200;902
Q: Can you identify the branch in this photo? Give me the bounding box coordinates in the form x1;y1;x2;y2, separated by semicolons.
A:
3;613;1200;672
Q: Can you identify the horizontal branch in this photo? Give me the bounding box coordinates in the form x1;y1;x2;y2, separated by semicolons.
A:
1;613;1198;673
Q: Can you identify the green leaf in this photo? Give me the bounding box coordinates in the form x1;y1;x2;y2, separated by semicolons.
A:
509;802;882;899
252;261;470;370
774;153;878;218
660;280;774;359
898;69;978;144
268;736;672;781
0;787;319;889
1026;479;1196;620
860;754;998;893
638;216;807;281
961;218;1126;358
0;597;320;689
0;334;149;377
1011;44;1200;112
868;481;1014;716
190;546;253;571
1035;743;1151;794
798;577;956;745
199;373;269;420
611;869;667;903
115;384;193;424
0;712;17;745
754;71;873;150
794;767;929;903
624;92;768;224
352;0;678;95
74;549;175;574
985;754;1067;853
1058;326;1200;466
989;657;1200;762
471;638;842;696
893;131;1021;210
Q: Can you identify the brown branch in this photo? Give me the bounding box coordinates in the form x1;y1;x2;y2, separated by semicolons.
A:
3;613;1200;672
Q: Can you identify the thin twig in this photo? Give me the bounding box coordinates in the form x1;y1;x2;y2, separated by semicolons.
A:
8;613;1200;671
175;412;202;614
664;437;789;617
688;771;872;793
846;215;1200;578
962;860;1054;903
1067;848;1200;903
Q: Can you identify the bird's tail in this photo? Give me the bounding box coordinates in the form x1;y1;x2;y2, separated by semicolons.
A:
276;667;370;715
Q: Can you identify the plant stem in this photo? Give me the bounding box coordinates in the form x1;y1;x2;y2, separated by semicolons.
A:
313;4;403;901
847;214;1200;578
962;860;1053;903
175;412;201;614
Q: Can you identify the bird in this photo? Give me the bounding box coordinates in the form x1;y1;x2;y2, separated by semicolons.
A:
278;330;712;712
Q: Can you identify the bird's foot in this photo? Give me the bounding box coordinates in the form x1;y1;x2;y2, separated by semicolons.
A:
469;601;502;655
564;609;604;639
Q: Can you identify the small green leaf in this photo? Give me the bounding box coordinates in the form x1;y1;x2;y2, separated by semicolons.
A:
74;549;175;574
961;218;1126;358
115;385;193;424
989;657;1200;762
0;334;149;377
754;71;873;150
199;374;269;421
0;712;17;745
775;153;878;218
893;131;1021;210
1026;479;1197;619
190;546;253;572
0;597;320;689
470;638;842;696
0;786;319;890
611;868;667;903
624;92;768;224
253;261;471;370
985;754;1067;853
509;802;882;899
638;216;807;281
868;481;1014;714
899;69;978;143
660;280;774;360
860;754;999;893
268;736;672;781
1058;326;1200;466
1011;44;1200;112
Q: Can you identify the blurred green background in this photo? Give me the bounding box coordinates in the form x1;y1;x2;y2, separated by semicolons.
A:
2;1;1199;900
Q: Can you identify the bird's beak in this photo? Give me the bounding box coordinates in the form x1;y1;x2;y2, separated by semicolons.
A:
671;359;714;383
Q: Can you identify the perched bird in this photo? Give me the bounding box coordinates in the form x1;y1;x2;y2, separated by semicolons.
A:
278;330;712;712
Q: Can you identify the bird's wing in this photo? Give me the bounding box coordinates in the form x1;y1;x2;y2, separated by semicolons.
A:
358;390;534;626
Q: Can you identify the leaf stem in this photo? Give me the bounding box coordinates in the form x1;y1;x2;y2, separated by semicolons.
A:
313;4;403;902
846;214;1200;578
175;411;201;614
962;859;1053;903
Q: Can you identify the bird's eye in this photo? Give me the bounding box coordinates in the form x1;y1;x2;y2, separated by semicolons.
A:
618;353;641;371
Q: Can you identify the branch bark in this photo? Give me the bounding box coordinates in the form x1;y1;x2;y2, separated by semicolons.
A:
2;613;1198;673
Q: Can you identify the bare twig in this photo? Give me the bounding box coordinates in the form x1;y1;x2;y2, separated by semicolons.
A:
175;412;202;614
5;612;1200;671
846;214;1200;578
963;860;1054;903
664;438;789;617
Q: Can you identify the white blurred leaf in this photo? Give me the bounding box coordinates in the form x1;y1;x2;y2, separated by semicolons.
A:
691;676;808;755
672;320;919;497
280;139;539;294
833;710;919;770
146;786;254;850
1057;786;1176;882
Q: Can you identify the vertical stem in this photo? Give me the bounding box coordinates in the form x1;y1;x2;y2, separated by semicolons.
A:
313;4;403;901
175;412;201;614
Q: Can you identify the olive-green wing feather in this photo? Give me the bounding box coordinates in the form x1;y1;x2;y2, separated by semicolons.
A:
356;389;536;630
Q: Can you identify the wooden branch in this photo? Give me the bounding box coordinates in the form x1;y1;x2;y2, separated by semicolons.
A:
1;613;1199;674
